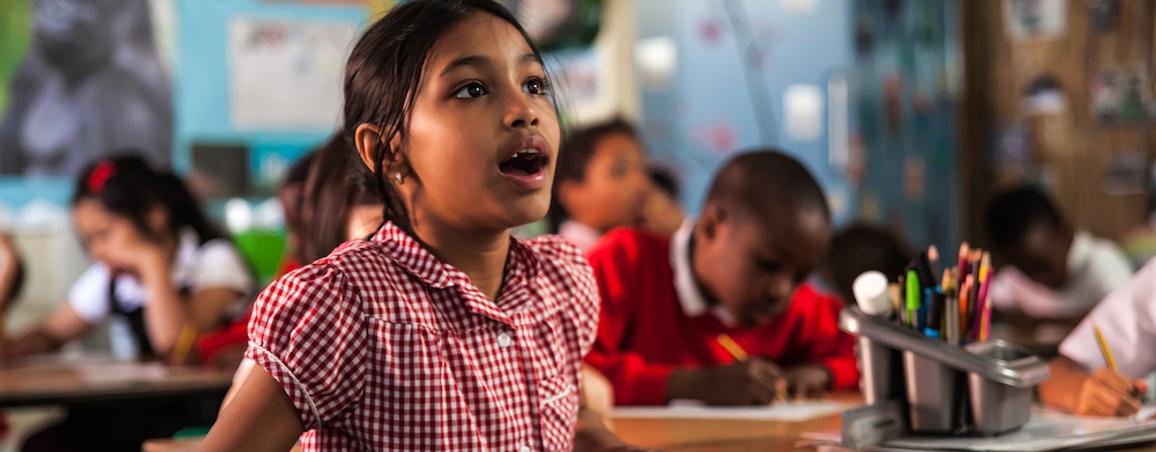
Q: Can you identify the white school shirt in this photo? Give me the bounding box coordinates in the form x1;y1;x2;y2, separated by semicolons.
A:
988;231;1133;319
671;217;735;325
1060;258;1156;378
67;228;253;357
558;220;602;253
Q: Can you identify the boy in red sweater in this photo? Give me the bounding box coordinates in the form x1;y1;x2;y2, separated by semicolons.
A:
585;149;858;406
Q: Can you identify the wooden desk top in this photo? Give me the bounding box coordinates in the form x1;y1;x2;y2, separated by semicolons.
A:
610;393;1156;451
0;356;234;407
610;393;859;450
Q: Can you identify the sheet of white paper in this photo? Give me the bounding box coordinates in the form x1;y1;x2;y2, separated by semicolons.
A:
1133;405;1156;421
884;407;1156;452
612;400;851;422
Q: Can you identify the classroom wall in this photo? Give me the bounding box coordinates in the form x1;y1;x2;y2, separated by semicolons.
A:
633;0;857;223
174;0;369;191
852;0;962;249
961;0;1156;244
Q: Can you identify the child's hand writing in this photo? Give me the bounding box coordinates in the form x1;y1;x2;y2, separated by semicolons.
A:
666;358;785;405
783;365;831;400
1072;368;1143;417
1042;356;1145;417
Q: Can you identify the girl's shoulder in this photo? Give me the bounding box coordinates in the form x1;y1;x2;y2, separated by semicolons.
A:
260;238;406;310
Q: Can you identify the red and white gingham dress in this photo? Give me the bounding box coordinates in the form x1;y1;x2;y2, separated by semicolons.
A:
246;222;599;451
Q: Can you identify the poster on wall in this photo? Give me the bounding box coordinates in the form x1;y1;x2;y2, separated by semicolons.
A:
1092;65;1155;124
228;17;358;131
0;0;172;176
1003;0;1066;41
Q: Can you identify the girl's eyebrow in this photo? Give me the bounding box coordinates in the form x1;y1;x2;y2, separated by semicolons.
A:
440;53;542;77
441;55;490;77
519;52;542;65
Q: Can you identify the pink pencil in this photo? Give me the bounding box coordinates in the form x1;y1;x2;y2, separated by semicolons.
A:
974;277;990;337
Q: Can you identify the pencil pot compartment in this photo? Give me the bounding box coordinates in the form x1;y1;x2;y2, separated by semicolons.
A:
840;308;1049;436
964;341;1036;435
902;351;960;433
857;336;903;405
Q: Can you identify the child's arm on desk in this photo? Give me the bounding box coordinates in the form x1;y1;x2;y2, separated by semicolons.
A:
202;365;304;451
3;305;90;358
1040;355;1144;417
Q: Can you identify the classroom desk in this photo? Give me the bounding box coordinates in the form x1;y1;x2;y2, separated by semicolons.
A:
609;392;1156;451
610;392;859;451
0;355;234;407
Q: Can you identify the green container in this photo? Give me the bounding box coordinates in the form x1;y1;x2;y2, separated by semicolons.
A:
233;229;288;285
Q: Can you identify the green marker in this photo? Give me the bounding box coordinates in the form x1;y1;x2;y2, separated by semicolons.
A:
906;269;921;328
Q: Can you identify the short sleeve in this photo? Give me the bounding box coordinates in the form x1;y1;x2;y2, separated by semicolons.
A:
245;264;367;430
1060;258;1156;378
189;240;253;296
68;264;111;323
1085;241;1134;297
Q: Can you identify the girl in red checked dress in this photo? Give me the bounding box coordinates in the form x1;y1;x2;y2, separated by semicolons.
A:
203;1;635;450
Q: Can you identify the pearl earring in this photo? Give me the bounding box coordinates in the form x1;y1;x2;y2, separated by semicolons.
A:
394;172;404;185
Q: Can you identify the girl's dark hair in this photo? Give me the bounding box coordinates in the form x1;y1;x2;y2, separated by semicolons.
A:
72;153;225;245
297;135;381;263
546;117;638;231
342;0;550;235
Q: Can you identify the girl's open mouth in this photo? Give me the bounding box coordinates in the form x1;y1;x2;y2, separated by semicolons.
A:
499;148;549;190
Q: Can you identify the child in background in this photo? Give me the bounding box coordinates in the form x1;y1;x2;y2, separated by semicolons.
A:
0;154;252;361
818;222;913;306
1039;258;1156;417
585;150;859;406
641;165;686;237
274;150;316;275
296;134;382;262
204;1;630;449
10;154;253;450
986;186;1133;337
549;118;650;251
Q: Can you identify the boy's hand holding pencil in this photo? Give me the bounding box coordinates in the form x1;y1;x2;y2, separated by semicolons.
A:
665;334;832;405
666;357;786;405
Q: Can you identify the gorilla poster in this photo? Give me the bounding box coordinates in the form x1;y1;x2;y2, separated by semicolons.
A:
0;0;171;176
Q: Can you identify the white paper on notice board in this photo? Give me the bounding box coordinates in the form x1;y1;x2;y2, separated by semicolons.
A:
228;17;357;130
784;84;824;142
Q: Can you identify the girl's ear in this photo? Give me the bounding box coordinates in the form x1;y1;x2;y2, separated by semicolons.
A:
354;124;384;172
354;124;409;179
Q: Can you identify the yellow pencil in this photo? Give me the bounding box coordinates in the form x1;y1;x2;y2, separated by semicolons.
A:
716;334;749;362
717;334;790;401
170;323;199;365
1093;323;1117;372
